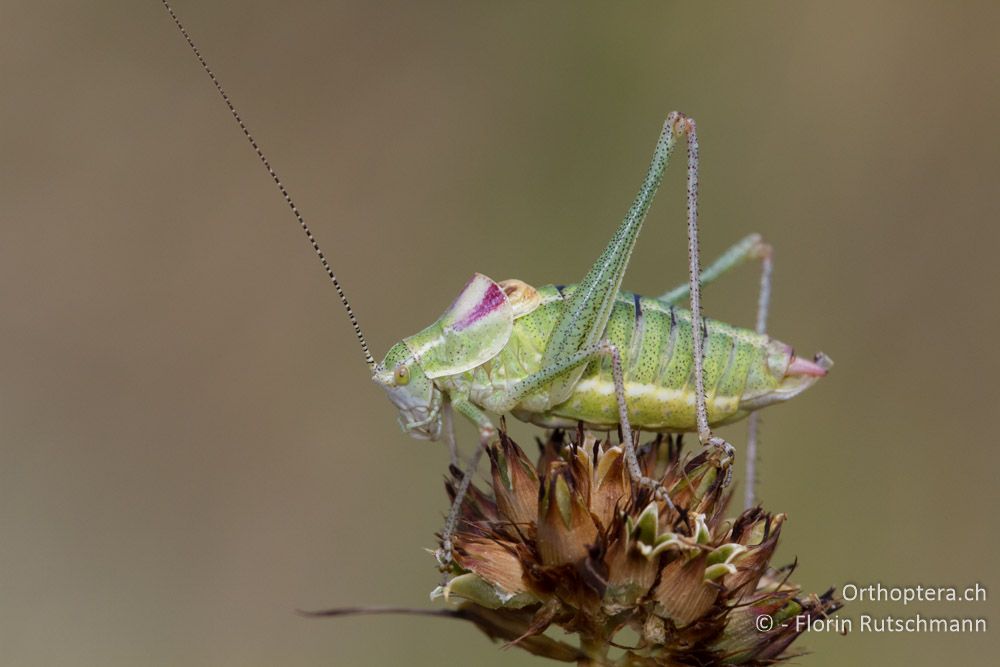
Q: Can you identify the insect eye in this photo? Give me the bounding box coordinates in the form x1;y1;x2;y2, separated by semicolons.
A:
394;364;410;385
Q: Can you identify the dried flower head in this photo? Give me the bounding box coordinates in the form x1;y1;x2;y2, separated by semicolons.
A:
433;424;841;665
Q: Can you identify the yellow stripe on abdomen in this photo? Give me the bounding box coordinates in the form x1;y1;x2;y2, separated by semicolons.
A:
552;377;741;431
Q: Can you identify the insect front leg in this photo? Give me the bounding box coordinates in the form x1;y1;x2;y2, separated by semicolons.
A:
436;396;494;569
441;398;459;469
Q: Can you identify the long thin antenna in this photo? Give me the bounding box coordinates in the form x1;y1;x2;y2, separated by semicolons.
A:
160;0;376;368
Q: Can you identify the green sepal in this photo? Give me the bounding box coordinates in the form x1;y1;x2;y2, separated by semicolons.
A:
693;513;711;545
706;542;747;567
628;501;659;544
431;573;537;610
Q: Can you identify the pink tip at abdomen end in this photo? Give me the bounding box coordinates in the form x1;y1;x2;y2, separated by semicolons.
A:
786;355;829;377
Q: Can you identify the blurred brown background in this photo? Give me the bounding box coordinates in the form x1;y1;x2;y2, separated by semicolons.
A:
1;1;998;665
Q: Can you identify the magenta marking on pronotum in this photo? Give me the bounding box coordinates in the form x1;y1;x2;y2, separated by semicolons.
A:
453;281;506;331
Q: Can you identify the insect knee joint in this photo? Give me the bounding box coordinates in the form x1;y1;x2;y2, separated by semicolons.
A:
667;111;695;136
752;237;773;260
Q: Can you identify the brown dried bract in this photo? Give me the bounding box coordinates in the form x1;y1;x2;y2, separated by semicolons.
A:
435;428;842;666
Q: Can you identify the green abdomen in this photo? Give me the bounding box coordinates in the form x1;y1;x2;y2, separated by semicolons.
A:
497;285;773;432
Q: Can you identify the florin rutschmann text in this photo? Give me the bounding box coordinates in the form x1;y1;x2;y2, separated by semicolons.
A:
755;583;989;635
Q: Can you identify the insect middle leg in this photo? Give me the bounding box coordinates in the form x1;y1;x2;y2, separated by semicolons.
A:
439;335;683;569
483;341;679;507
